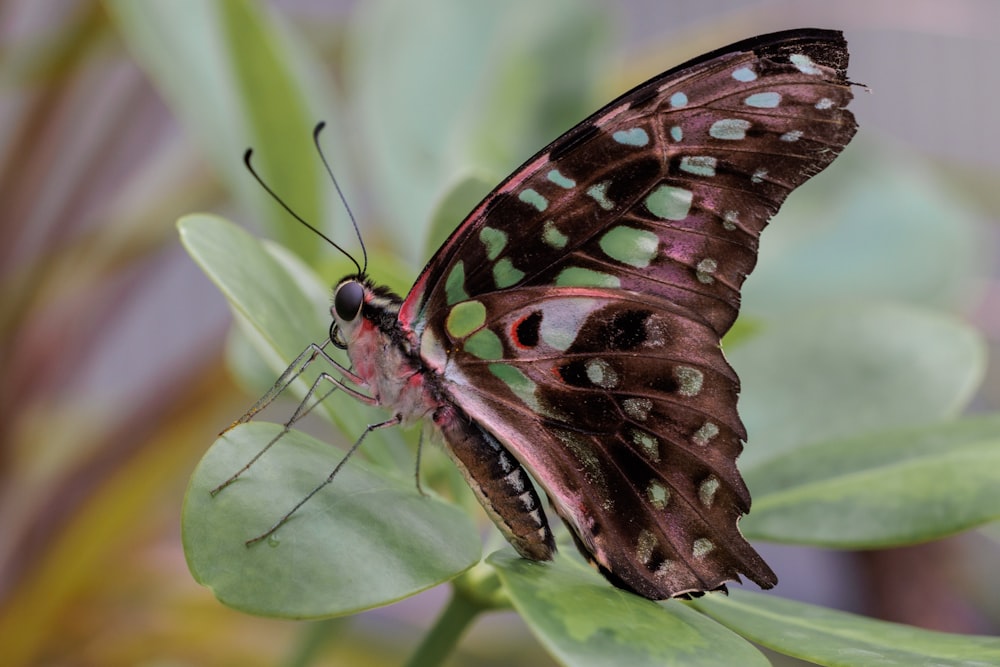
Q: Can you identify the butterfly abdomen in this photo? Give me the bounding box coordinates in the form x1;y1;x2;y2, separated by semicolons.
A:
434;403;555;561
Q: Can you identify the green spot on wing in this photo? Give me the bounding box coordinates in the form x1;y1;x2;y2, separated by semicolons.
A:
696;258;718;284
633;429;660;461
673;365;704;397
493;257;525;288
546;169;576;189
519;188;548;211
556;267;621;288
648;482;669;509
693;538;714;557
464;329;503;359
612;128;649;146
489;363;537;403
586;181;614;210
478;227;507;261
693;421;719;446
790;53;821;75
599;226;660;268
744;92;781;108
699;477;720;506
709;118;751;140
645;185;693;221
446;300;487;338
555;430;606;492
542;220;568;249
679;156;717;177
445;261;468;305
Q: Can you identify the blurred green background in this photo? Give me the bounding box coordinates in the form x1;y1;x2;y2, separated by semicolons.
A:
2;1;999;665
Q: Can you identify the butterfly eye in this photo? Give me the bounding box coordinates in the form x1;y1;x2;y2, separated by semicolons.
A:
334;281;364;321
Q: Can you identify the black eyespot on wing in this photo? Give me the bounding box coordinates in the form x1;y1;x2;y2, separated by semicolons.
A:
513;311;543;348
557;360;590;387
608;310;651;350
334;281;364;321
650;374;680;394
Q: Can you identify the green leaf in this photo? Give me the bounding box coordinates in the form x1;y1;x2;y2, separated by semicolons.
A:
692;590;1000;667
183;423;481;618
733;302;985;467
742;414;1000;546
489;550;769;667
179;214;326;359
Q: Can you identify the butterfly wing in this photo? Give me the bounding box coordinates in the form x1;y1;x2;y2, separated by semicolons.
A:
400;29;857;598
433;286;776;598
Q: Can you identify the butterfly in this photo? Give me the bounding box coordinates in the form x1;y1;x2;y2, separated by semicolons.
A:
226;28;858;600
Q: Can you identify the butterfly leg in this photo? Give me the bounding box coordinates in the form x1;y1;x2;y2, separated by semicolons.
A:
211;367;376;495
220;341;374;435
245;414;403;546
413;428;427;497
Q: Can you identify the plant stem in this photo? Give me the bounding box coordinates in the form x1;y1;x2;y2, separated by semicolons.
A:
404;588;484;667
285;618;345;667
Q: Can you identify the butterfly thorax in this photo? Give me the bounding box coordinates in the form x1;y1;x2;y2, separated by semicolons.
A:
332;277;441;424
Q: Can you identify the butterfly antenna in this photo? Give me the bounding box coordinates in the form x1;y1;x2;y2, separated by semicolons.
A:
313;121;368;275
243;147;363;276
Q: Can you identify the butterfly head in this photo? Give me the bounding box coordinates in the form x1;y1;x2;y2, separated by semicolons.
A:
329;276;365;349
329;275;403;350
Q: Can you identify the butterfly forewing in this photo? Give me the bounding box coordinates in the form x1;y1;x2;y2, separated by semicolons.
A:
396;29;857;599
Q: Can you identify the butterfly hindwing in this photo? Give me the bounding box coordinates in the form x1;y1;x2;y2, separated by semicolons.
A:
434;287;770;598
397;29;857;599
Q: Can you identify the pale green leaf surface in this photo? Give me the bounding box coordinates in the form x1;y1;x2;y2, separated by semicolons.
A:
489;551;768;667
179;214;326;367
692;590;1000;667
734;302;985;467
183;423;480;618
742;414;1000;546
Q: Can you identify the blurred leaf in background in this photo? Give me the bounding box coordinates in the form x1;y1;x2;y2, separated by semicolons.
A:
1;0;999;665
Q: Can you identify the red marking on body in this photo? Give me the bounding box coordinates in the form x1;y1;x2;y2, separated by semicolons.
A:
345;318;382;384
405;372;426;391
